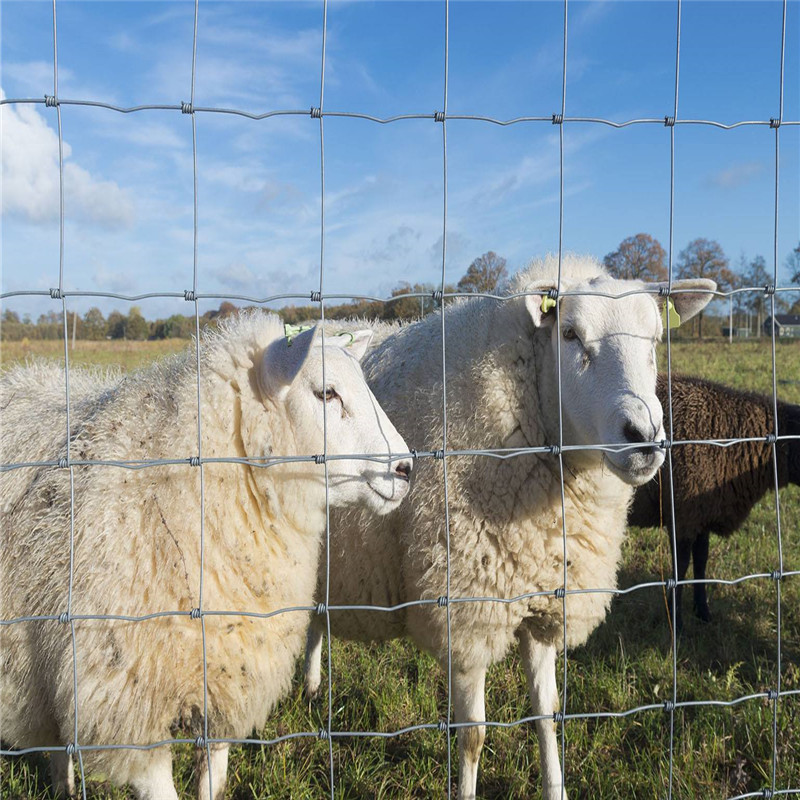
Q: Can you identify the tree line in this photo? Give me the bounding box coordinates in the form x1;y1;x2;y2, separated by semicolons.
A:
2;241;798;342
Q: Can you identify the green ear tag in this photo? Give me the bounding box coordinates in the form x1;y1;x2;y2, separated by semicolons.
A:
540;296;557;314
284;323;314;346
663;298;681;329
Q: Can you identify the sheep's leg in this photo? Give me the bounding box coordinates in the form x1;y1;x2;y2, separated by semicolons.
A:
672;536;693;634
452;666;486;800
50;751;75;798
692;531;711;623
304;614;325;699
518;630;567;800
195;743;229;800
127;748;179;800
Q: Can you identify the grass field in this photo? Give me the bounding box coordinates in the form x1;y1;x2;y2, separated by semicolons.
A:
1;337;799;799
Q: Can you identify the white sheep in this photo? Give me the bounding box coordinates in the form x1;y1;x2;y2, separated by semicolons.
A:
0;312;412;800
304;255;715;800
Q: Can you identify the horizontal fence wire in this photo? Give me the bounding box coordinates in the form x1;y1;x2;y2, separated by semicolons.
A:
0;0;797;798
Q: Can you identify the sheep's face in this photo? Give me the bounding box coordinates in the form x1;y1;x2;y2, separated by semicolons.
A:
258;327;412;516
526;275;716;487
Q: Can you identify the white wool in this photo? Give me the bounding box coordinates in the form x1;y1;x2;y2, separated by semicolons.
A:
0;310;410;798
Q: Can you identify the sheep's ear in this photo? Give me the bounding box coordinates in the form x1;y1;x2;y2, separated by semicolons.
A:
655;279;717;325
259;325;318;399
326;329;373;361
523;283;558;328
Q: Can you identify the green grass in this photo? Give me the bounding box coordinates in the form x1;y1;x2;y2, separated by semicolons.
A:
2;338;799;798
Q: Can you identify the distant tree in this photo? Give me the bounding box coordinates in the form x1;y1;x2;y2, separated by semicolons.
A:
677;238;733;337
457;251;508;294
82;307;106;340
2;310;20;325
787;241;800;285
107;310;126;339
124;306;149;341
152;314;195;339
603;233;667;281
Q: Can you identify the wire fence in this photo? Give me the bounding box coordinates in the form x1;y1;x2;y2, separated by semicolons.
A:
1;0;798;798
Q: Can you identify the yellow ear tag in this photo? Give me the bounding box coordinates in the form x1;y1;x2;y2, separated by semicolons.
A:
540;296;557;315
663;297;681;329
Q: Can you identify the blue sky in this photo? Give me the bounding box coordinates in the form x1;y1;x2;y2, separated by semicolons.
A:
1;0;798;321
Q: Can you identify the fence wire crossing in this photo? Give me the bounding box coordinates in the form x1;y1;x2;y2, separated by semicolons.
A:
0;0;798;799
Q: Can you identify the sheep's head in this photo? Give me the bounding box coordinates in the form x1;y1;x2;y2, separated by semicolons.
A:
525;274;716;487
257;325;412;517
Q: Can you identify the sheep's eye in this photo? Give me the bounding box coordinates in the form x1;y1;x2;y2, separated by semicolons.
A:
562;327;578;341
314;388;340;403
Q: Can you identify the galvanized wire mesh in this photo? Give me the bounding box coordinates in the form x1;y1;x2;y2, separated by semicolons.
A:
1;1;798;799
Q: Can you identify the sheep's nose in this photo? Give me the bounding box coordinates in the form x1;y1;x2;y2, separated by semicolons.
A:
394;460;412;481
623;421;650;444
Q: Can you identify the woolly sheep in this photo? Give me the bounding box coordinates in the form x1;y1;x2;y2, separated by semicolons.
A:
0;313;412;800
629;374;800;631
303;255;715;799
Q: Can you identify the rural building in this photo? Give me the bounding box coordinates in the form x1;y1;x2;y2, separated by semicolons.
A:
763;314;800;337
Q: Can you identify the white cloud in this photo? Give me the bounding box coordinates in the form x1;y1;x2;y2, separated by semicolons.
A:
0;93;135;228
707;162;765;190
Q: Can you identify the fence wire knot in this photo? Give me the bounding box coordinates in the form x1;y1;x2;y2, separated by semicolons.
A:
551;113;563;125
184;290;196;302
763;789;774;800
315;602;327;616
58;457;69;469
194;735;205;748
181;101;193;114
431;289;443;304
546;288;559;301
553;710;565;724
432;449;445;460
49;288;63;300
770;570;782;582
657;285;671;296
437;595;448;608
666;578;677;591
660;439;672;450
664;116;676;127
554;587;566;600
317;728;329;740
65;743;76;755
310;107;322;119
434;111;445;123
663;700;675;712
767;688;778;701
314;454;326;465
410;449;418;461
44;94;59;107
769;117;781;129
188;456;201;467
437;720;448;733
765;433;777;444
310;290;322;303
58;611;70;624
190;607;202;620
549;444;561;456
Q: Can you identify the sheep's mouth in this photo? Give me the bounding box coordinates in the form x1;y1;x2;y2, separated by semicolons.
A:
605;451;664;486
368;476;410;505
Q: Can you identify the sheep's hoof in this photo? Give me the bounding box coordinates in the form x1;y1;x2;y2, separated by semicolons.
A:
694;604;712;623
304;684;322;703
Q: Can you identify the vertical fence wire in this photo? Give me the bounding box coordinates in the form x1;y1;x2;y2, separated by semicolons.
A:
555;0;570;790
0;0;797;798
438;0;454;794
49;0;89;796
768;0;788;792
315;0;337;795
665;0;683;796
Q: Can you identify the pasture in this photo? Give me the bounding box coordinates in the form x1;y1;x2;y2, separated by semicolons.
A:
1;336;798;799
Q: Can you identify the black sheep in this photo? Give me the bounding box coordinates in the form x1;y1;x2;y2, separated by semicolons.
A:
628;374;800;631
